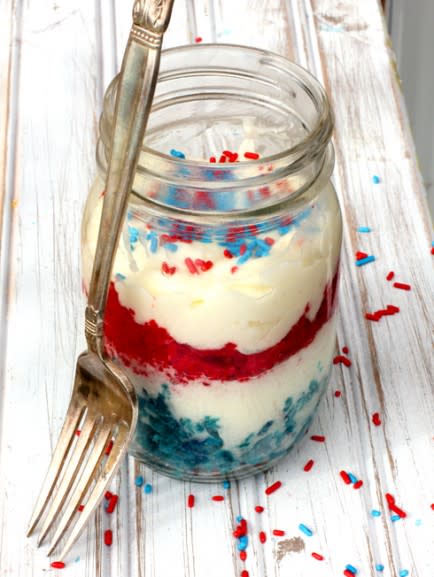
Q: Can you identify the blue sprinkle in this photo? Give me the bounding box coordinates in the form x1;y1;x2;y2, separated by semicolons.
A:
165;242;178;252
432;240;434;247
150;235;158;253
128;226;139;244
135;475;144;487
237;535;248;551
237;249;252;265
74;556;81;563
355;255;376;267
144;483;153;494
223;480;231;489
375;564;384;572
298;523;313;537
346;564;358;574
415;519;422;526
348;472;358;484
115;273;126;281
170;148;186;159
399;570;409;577
391;514;401;522
236;515;243;523
357;226;372;233
371;509;381;517
372;175;381;184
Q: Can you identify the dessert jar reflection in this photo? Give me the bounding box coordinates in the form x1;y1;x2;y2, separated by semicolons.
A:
81;45;342;481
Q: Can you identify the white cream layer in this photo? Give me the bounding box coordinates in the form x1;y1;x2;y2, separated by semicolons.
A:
82;174;341;353
126;317;336;448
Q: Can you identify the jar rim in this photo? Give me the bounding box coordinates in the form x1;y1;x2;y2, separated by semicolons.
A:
140;43;333;169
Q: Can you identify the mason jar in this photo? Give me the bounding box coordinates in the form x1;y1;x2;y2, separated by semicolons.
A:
81;44;342;481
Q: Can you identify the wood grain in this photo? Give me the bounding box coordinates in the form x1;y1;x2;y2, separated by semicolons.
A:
0;1;432;576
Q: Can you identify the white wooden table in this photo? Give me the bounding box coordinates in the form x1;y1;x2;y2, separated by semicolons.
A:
0;1;433;576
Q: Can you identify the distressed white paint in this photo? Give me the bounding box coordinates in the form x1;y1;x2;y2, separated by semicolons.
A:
0;1;433;577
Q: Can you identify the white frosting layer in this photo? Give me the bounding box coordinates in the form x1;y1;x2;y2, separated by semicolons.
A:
128;317;337;448
82;174;341;353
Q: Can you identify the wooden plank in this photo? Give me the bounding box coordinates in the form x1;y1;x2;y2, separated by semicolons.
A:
0;1;432;577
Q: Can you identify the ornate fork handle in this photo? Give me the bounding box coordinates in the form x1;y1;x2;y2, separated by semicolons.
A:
133;0;174;33
85;0;175;355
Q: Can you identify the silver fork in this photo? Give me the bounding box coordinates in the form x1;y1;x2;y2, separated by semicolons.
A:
27;0;175;560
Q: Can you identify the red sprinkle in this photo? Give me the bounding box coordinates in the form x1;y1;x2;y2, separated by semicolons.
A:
273;529;285;536
312;552;324;561
162;262;176;275
104;491;113;500
105;439;114;456
393;282;411;291
265;481;282;495
239;550;247;561
304;459;315;472
355;251;369;260
77;504;85;512
241;571;249;577
385;493;407;517
106;494;118;514
344;570;355;577
340;470;352;485
194;36;203;43
264;237;275;245
231;266;239;274
310;435;325;442
187;494;195;508
431;247;434;255
334;390;342;397
209;156;216;163
430;503;434;510
353;480;364;490
185;257;199;274
195;258;213;272
104;529;113;546
212;495;224;501
259;531;267;543
239;243;247;255
75;429;81;436
50;562;66;569
255;505;264;513
223;249;233;259
244;151;260;160
386;271;395;281
372;412;382;426
333;355;352;367
342;346;349;354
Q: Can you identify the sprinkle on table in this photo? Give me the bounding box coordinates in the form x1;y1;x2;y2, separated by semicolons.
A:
385;492;407;518
187;494;195;508
272;529;285;537
393;282;411;291
212;495;224;501
50;561;66;569
304;459;315;472
259;531;267;543
265;481;282;495
340;470;352;485
344;570;356;577
335;390;342;397
310;435;325;442
104;529;113;546
399;570;409;577
311;552;324;561
372;412;382;426
255;505;264;513
353;480;364;490
194;36;203;43
135;475;144;487
333;355;352;367
375;564;385;572
144;483;153;494
386;271;395;281
345;563;358;574
239;550;247;562
244;151;260;160
241;570;249;577
105;494;118;514
355;251;369;260
372;175;381;184
357;226;372;233
77;504;85;512
365;304;400;322
371;509;381;517
355;255;376;267
298;523;313;537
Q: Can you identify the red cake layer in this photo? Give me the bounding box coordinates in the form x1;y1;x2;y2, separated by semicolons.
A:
103;270;339;383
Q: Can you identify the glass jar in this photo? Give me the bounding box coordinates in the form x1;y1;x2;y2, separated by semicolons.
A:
81;44;342;481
